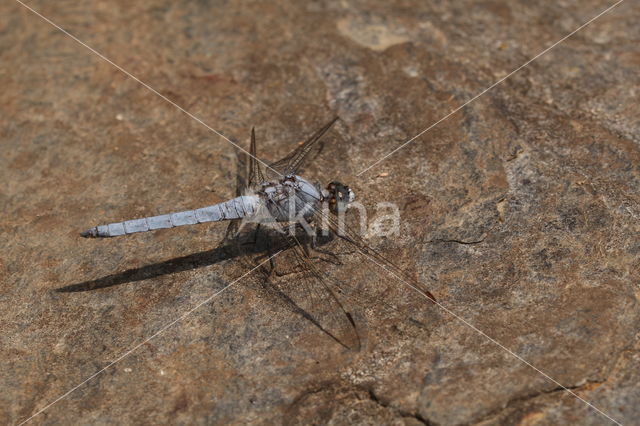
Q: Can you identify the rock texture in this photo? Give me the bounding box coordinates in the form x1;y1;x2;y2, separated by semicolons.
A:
2;0;639;424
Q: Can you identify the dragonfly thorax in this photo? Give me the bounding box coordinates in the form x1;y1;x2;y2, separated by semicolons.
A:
258;175;323;222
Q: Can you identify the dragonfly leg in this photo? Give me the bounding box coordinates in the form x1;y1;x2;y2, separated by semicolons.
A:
262;241;277;278
267;255;276;278
273;259;305;277
263;248;301;277
240;223;262;247
251;223;261;245
223;220;239;242
310;231;342;265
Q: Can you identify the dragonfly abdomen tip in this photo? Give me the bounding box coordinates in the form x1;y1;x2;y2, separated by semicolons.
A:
80;228;98;238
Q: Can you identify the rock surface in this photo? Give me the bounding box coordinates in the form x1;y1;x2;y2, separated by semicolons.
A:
2;0;639;424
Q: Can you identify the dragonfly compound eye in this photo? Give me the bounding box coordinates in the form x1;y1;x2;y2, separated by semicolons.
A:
326;181;354;213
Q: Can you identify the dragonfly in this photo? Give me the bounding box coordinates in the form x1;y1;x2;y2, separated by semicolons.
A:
80;117;436;350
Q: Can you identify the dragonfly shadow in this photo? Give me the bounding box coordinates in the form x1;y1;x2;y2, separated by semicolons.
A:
56;227;334;293
56;241;261;293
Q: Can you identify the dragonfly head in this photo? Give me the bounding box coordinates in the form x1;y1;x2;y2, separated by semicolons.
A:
325;181;355;214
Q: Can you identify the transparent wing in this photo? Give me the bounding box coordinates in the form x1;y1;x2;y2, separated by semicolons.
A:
266;230;361;350
310;207;437;303
224;133;257;243
248;127;266;186
233;142;249;196
268;117;339;177
263;201;360;350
